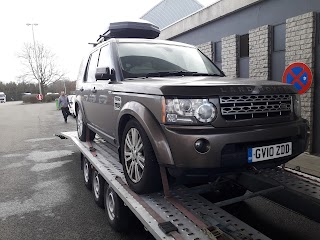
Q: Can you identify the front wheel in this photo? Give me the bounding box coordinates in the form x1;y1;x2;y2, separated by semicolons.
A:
120;119;162;194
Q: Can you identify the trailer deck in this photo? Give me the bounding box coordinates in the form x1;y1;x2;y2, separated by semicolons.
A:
61;131;320;240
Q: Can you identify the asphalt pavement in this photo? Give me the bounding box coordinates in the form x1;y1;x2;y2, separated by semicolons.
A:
0;101;319;240
0;101;151;240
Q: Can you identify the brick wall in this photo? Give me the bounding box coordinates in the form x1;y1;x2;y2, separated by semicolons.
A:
285;12;316;152
197;42;214;61
249;25;271;80
222;35;239;78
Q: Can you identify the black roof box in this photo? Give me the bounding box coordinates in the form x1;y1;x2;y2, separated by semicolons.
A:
97;20;160;43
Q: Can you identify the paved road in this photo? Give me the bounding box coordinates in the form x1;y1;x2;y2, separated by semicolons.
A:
0;101;151;240
0;101;319;240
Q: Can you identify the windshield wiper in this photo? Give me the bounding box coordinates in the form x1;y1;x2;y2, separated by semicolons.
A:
191;73;223;77
146;71;197;78
145;71;223;78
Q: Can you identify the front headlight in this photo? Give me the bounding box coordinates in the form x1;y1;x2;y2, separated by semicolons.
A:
293;94;301;118
162;98;217;124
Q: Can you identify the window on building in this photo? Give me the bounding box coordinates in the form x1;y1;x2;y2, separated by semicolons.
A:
240;34;249;58
317;13;320;45
84;50;99;82
273;23;286;52
215;41;222;62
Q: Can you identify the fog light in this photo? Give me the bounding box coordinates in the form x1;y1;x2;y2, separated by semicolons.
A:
194;139;210;154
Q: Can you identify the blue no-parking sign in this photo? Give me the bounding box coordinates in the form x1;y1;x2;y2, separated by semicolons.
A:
282;62;313;94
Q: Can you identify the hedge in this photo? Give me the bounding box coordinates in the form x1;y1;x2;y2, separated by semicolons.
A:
44;94;60;102
22;94;60;103
22;94;38;103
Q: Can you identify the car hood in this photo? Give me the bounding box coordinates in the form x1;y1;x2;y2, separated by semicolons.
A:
113;76;297;96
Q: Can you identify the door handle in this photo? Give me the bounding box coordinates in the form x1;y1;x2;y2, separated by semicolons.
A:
91;88;97;93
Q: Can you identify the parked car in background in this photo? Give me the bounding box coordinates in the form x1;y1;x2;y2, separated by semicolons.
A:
0;92;6;103
68;94;76;118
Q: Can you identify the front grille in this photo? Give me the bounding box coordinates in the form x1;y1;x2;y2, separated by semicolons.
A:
219;94;292;120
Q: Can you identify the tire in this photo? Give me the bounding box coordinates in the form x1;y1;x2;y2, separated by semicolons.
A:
105;185;130;232
92;169;105;208
120;119;162;194
76;107;96;142
83;157;92;190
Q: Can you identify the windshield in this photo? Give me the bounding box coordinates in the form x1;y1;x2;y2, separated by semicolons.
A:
117;42;223;78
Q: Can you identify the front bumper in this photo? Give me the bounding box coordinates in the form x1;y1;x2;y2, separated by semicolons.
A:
161;119;308;172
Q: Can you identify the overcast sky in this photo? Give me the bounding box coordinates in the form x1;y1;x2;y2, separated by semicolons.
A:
0;0;217;84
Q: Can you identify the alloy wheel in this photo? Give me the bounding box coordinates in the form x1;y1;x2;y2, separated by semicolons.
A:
124;128;145;183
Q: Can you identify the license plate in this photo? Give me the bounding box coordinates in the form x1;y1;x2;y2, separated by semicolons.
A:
248;142;292;163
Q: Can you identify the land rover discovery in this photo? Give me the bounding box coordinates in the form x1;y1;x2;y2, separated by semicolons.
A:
75;20;308;193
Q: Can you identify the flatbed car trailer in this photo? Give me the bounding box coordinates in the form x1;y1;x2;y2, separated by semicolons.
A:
61;131;320;240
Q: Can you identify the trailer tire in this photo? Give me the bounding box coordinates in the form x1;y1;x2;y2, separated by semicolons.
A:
121;119;162;194
77;107;95;142
105;185;129;232
92;169;105;208
83;157;92;190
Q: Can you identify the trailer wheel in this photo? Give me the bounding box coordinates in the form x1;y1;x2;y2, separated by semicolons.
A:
92;169;105;208
83;157;92;190
76;107;95;142
105;185;129;232
121;119;162;194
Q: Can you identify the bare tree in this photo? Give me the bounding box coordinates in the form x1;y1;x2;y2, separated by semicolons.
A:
17;43;66;95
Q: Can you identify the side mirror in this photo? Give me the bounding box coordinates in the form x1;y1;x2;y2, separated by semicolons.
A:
95;67;111;80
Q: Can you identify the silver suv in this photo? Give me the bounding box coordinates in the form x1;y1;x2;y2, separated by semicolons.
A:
75;21;308;193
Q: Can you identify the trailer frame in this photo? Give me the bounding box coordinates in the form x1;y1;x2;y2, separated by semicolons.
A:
61;131;320;240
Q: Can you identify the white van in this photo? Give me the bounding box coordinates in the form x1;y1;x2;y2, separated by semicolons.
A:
67;94;76;117
0;92;6;103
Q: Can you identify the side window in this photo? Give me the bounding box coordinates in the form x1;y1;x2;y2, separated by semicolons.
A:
84;50;99;82
98;44;112;68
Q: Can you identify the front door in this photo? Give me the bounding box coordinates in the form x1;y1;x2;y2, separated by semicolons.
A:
95;44;118;144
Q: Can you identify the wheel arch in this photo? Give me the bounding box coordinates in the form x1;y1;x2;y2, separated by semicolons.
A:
116;102;174;166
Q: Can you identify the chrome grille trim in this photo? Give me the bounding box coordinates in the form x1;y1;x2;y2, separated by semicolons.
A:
220;94;292;104
219;94;293;120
